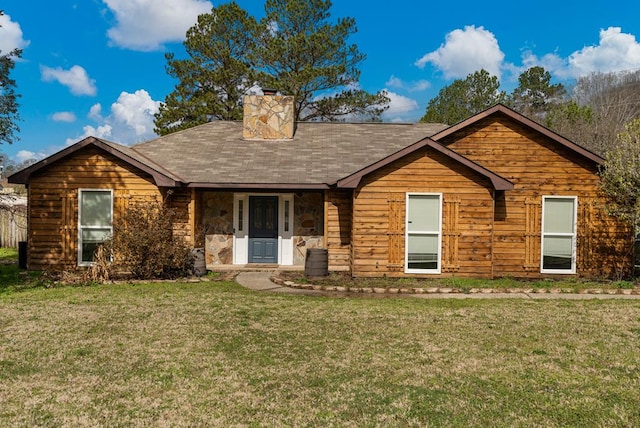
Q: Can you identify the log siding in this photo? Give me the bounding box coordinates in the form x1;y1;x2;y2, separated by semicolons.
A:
325;189;352;271
15;105;631;279
350;148;495;278
27;146;162;270
441;115;632;278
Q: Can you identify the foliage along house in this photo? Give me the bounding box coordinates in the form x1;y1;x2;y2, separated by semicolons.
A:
9;93;633;278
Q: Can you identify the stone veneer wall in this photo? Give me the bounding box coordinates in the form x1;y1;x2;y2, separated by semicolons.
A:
293;192;324;265
201;191;234;265
243;95;294;140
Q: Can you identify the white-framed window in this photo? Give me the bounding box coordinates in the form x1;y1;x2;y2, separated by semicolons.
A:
541;196;577;274
405;193;442;274
78;189;113;266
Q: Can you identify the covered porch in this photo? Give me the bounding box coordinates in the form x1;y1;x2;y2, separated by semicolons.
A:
197;190;326;270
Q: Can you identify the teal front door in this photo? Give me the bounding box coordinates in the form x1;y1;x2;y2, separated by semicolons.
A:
248;196;278;263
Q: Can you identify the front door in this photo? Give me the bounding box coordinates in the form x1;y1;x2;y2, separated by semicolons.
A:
248;196;278;263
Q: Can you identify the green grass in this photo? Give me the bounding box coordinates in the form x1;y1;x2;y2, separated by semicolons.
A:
283;271;640;292
0;247;18;260
1;273;639;426
0;247;46;293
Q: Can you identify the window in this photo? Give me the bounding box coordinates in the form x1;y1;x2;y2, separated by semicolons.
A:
406;193;442;273
284;200;290;232
238;199;244;232
541;196;577;273
78;189;113;266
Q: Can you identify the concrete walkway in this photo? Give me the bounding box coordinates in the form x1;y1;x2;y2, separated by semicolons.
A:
235;271;640;300
235;272;325;296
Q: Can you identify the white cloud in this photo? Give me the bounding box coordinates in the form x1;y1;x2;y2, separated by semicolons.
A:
519;51;565;74
15;150;45;163
103;0;212;51
0;13;29;55
381;90;420;122
564;27;640;78
415;25;505;79
385;75;404;88
52;112;77;122
67;89;160;145
88;103;103;121
41;65;97;96
66;125;113;146
518;27;640;80
110;90;161;137
385;75;431;92
412;80;431;91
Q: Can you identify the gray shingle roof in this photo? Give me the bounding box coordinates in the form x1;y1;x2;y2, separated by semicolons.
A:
98;139;184;183
132;121;448;187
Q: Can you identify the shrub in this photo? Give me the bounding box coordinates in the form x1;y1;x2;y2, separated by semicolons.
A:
96;200;194;280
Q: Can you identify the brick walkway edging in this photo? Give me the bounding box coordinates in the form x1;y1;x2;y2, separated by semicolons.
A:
270;275;640;296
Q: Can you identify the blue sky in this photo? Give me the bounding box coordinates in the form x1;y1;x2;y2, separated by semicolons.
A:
2;0;640;164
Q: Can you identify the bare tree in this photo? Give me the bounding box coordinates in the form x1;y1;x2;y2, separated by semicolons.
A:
550;69;640;155
599;119;640;231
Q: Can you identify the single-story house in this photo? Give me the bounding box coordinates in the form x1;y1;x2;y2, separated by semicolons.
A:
9;93;633;278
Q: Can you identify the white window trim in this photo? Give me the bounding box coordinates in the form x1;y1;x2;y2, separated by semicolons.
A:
405;192;443;274
541;195;578;274
78;189;113;267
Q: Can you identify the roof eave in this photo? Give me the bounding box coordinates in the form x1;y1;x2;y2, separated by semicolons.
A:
7;137;181;187
186;182;330;190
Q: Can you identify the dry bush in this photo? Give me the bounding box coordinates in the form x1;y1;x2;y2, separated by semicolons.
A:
87;244;112;282
97;200;194;280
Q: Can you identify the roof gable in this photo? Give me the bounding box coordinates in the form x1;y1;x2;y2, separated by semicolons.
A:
8;137;181;187
12;105;592;191
430;104;604;166
336;137;514;190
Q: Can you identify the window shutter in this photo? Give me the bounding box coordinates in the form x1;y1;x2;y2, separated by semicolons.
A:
524;197;542;271
61;190;77;265
442;196;460;272
387;195;404;271
114;191;130;222
577;201;594;272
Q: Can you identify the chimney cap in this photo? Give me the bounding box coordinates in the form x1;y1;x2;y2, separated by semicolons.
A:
262;88;278;96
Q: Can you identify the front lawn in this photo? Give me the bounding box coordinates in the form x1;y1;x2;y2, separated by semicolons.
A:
280;270;638;293
0;248;44;293
1;276;639;426
0;247;17;261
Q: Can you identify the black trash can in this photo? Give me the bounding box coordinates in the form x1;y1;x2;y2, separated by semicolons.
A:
305;248;328;278
18;241;27;269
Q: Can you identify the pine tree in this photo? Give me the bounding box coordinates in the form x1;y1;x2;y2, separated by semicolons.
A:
154;0;388;135
0;11;21;144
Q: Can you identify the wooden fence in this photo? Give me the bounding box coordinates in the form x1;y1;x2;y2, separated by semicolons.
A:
0;195;27;248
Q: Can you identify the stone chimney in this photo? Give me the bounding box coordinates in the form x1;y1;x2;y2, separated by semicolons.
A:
243;89;295;140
